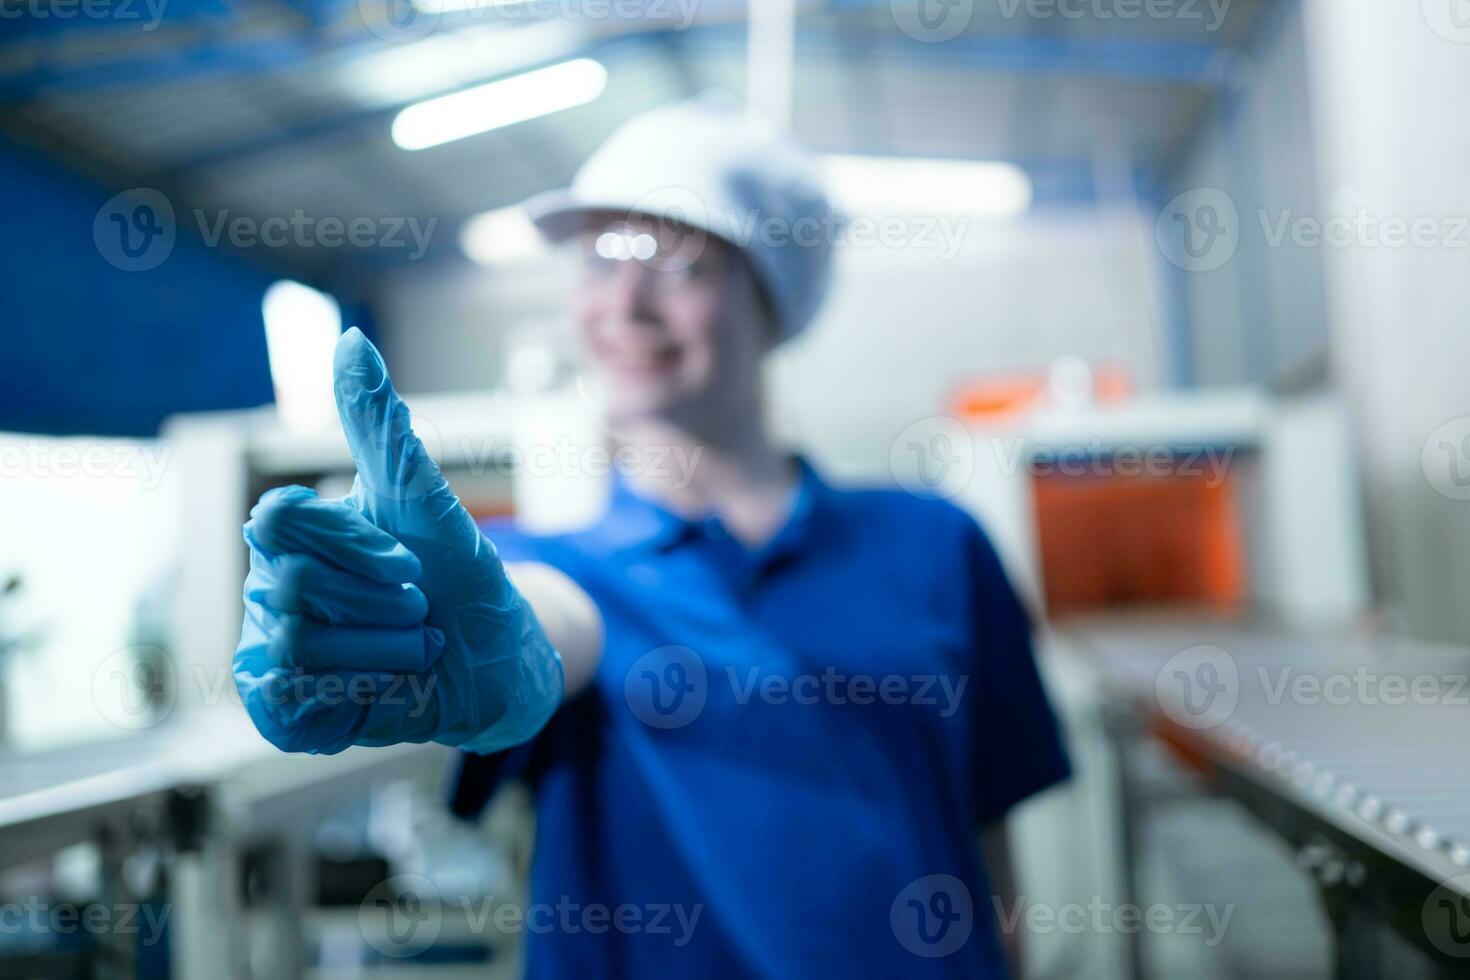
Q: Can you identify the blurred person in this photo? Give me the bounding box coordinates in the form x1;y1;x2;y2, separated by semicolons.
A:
234;97;1069;978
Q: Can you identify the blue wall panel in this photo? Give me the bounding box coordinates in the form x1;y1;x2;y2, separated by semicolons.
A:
0;136;277;436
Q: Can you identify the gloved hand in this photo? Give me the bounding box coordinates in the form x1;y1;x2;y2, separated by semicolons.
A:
234;327;564;755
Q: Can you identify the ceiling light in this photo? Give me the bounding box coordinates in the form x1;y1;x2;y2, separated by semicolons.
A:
333;23;579;109
460;205;549;264
392;58;608;151
412;0;519;11
822;155;1032;218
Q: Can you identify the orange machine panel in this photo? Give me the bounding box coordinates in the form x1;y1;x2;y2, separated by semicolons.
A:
1032;465;1244;614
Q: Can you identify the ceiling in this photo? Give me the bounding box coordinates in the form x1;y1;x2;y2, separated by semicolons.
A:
0;0;1276;292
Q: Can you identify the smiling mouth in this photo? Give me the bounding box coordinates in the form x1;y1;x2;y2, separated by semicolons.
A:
604;345;681;378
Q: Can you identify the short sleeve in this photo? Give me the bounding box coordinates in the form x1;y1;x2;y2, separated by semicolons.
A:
963;520;1072;826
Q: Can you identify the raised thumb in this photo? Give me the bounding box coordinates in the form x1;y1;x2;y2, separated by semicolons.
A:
332;327;452;528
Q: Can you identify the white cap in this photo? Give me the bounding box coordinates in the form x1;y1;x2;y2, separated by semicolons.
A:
522;94;838;341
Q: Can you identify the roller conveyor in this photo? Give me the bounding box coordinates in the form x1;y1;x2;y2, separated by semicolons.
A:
1068;620;1470;978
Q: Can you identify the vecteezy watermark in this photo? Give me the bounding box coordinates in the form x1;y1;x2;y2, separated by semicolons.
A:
0;440;171;489
890;416;976;501
892;875;973;958
1422;0;1470;44
1422;417;1470;501
1158;189;1470;272
457;436;704;490
889;417;1237;502
1025;442;1233;487
1156;188;1240;272
1257;666;1470;708
358;875;702;958
1422;874;1470;958
890;0;974;42
94;188;175;272
90;650;439;731
728;667;969;718
0;0;168;30
93;188;438;271
459;896;702;946
1154;645;1240;730
992;896;1234;946
0;899;170;947
193;209;437;260
1259;209;1470;251
625;646;709;729
1152;645;1470;732
360;875;443;958
622;189;972;264
997;0;1231;29
357;0;700;42
335;407;705;501
420;0;700;28
91;646;176;732
622;647;969;730
357;0;440;43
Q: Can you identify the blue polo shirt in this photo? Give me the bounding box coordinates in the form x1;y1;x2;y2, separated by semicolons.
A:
450;460;1070;978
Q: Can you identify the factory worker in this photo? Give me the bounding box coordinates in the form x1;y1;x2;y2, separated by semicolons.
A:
234;97;1070;978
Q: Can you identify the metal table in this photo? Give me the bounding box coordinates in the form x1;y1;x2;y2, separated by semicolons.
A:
0;713;448;979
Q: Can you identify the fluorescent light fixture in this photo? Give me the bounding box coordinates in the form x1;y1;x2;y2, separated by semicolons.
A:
413;0;519;11
392;58;607;151
821;155;1032;218
262;280;343;434
334;23;579;109
460;205;549;264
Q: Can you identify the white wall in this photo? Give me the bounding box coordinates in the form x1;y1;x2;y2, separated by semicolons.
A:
1301;0;1470;643
376;204;1168;481
1169;0;1331;388
768;207;1166;478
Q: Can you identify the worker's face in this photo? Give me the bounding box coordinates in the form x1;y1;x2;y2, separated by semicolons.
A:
571;215;771;428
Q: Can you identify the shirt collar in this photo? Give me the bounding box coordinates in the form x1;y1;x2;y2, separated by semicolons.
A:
597;455;829;560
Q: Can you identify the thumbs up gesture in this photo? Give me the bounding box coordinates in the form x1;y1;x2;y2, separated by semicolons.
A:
234;328;564;755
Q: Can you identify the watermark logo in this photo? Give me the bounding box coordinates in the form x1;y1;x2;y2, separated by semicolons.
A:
625;645;708;729
727;667;968;716
622;186;712;272
1422;875;1470;958
892;874;973;958
994;0;1231;30
1423;0;1470;43
104;658;439;720
1258;666;1469;708
194;209;437;259
347;411;446;503
91;646;175;731
0;0;169;29
1423;417;1470;500
1259;209;1470;250
0;899;170;947
95;190;437;272
358;0;440;42
0;440;172;489
360;875;443;958
597;187;967;265
1154;645;1238;730
94;188;175;272
891;426;1234;501
1157;188;1239;272
890;416;975;500
891;0;974;42
993;896;1233;945
387;0;702;28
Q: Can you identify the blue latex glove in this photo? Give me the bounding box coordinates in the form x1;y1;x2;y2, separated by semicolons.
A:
234;328;564;755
